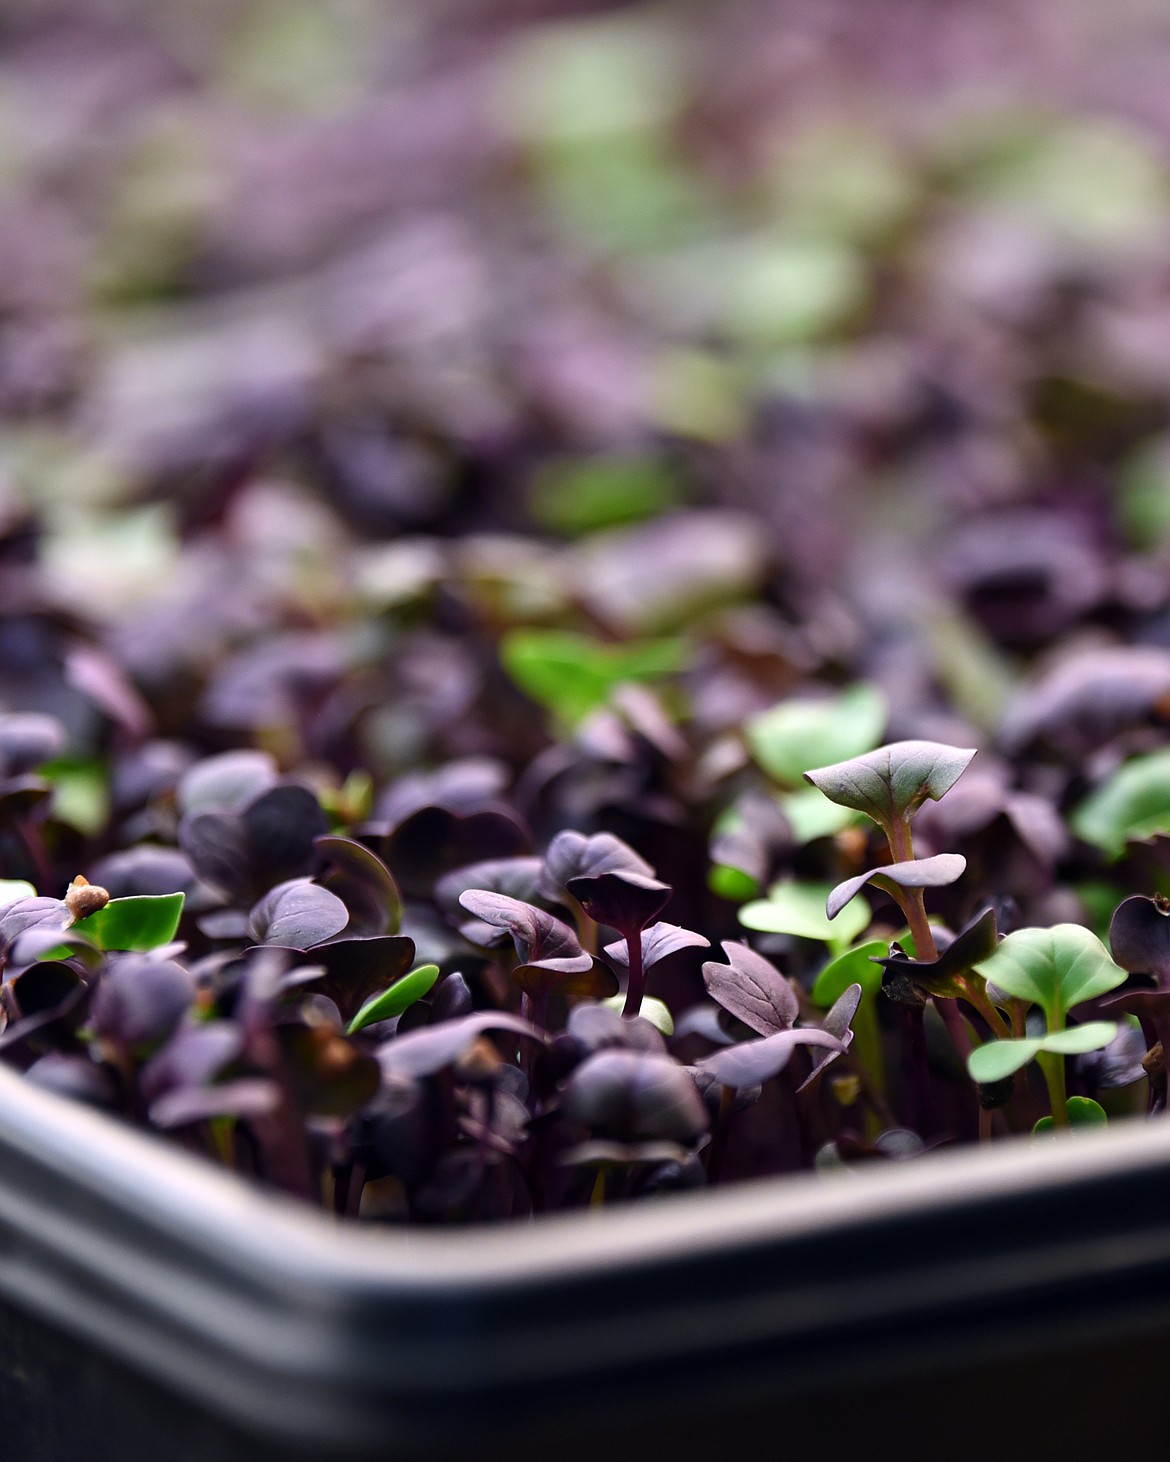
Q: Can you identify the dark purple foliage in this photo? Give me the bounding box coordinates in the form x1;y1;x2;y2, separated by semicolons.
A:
703;942;798;1036
248;879;350;949
561;1051;709;1143
7;1;1170;1226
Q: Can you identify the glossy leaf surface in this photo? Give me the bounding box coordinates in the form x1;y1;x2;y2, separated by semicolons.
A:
973;924;1126;1023
77;893;186;952
347;964;441;1034
248;880;350;949
1108;894;1170;982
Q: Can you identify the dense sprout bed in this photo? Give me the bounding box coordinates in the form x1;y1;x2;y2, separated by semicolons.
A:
6;2;1170;1222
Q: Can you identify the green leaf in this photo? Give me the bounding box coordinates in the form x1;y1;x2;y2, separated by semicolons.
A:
803;740;976;836
346;964;441;1035
1118;437;1170;551
601;993;674;1036
0;879;37;910
967;1021;1118;1085
968;1036;1043;1084
1071;749;1170;858
529;454;680;536
77;893;185;952
707;864;759;903
722;237;866;347
777;787;860;844
973;925;1126;1025
1034;1096;1109;1134
812;940;888;1005
42;758;110;836
500;629;689;727
1041;1022;1120;1055
1075;879;1125;940
740;879;870;953
746;683;886;787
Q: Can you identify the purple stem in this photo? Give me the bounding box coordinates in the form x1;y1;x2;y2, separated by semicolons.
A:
621;926;645;1019
900;1006;931;1137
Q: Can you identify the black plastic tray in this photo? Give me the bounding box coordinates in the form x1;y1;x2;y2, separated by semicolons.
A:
2;1062;1170;1460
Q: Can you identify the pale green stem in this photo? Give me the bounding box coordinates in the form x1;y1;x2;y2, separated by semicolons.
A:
1037;1006;1069;1128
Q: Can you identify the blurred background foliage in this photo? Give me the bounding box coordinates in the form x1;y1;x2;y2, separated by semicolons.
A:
5;0;1170;787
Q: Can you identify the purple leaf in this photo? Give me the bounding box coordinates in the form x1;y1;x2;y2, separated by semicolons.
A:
603;922;710;972
26;1053;116;1108
383;806;531;898
0;713;66;776
140;1021;243;1103
702;941;797;1036
0;897;71;956
561;1049;709;1142
799;984;863;1090
434;857;547;919
566;1002;667;1055
1002;646;1170;754
512;957;619;1001
294;934;417;1022
9;961;84;1019
1109;895;1170;986
89;846;200;899
804;741;976;832
697;1027;848;1090
540;830;655;901
179;811;252;894
378;1011;546;1080
149;1078;281;1129
376;758;510;824
566;870;672;938
242;784;328;882
315;835;404;937
826;853;967;920
248;879;350;948
877;906;1000;999
457;890;590;972
177;750;278;816
91;956;196;1054
561;1139;693;1168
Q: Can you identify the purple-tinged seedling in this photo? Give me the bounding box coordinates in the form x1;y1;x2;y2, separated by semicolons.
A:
804;741;975;963
287;935;418;1025
569;871;673;1019
603;921;709;975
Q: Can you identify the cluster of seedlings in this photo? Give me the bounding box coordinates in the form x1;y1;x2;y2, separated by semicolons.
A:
2;700;1164;1225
